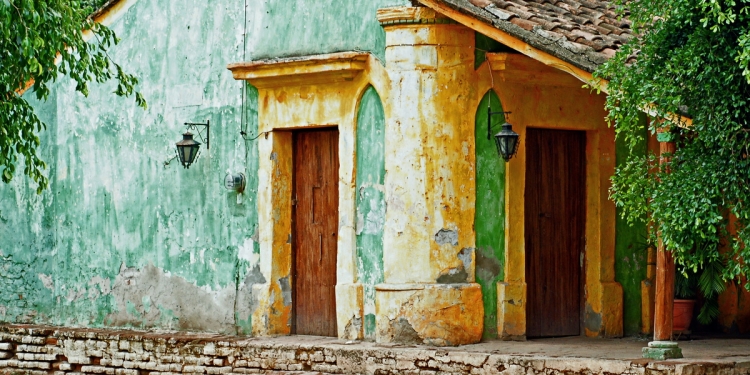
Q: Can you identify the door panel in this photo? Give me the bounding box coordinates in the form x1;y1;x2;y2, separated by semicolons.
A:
293;129;339;336
525;128;586;337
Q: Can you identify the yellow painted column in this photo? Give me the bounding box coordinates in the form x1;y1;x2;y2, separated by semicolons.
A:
583;127;623;337
253;131;293;337
374;7;483;346
497;122;527;340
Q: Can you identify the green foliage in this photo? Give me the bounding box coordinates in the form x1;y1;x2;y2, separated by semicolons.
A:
597;0;750;316
0;0;145;193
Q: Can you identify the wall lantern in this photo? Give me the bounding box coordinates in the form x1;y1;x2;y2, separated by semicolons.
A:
487;107;520;162
176;120;209;169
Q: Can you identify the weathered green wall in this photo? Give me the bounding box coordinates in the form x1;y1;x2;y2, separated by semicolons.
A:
474;91;506;339
246;0;407;63
1;0;257;333
614;116;650;336
355;87;386;340
0;0;407;334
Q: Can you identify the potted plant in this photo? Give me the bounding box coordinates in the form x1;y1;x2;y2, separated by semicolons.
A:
673;256;726;333
673;267;697;332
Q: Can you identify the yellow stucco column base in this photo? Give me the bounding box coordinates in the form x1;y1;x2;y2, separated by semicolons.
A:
585;281;624;337
250;282;291;337
375;283;483;346
496;281;526;340
336;283;364;340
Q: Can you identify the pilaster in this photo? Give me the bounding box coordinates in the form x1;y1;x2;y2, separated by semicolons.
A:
374;6;483;345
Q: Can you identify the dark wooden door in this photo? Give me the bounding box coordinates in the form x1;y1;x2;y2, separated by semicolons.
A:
292;128;339;336
525;128;586;337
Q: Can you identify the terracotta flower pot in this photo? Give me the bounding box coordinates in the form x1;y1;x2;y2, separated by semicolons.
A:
673;299;696;331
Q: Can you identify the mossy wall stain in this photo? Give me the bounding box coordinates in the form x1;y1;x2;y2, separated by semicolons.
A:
0;0;406;333
474;91;506;339
354;87;386;340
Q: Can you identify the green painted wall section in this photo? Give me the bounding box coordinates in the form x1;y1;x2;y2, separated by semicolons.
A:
474;91;506;339
0;0;404;334
354;87;386;340
614;115;650;336
246;0;409;63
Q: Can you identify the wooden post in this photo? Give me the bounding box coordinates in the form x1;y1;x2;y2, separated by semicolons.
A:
643;134;683;359
654;140;676;341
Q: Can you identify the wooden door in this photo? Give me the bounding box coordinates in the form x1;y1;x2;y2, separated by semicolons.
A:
525;128;586;337
292;128;339;336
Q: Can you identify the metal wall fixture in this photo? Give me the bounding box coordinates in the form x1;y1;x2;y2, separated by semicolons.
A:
176;120;210;169
224;173;246;193
487;107;520;162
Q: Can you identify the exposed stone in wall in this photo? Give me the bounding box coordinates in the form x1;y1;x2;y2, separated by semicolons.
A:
1;325;749;375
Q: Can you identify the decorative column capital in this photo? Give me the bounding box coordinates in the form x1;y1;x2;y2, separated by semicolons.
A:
377;6;456;25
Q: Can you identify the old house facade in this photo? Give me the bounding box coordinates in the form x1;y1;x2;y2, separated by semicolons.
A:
2;0;748;348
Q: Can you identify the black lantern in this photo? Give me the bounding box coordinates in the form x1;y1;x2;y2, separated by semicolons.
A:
176;132;201;168
175;120;210;169
494;123;520;161
488;108;520;162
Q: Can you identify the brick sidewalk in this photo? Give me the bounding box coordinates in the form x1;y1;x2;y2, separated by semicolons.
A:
1;324;749;374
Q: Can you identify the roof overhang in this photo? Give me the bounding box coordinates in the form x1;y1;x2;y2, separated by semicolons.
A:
418;0;607;92
227;52;370;89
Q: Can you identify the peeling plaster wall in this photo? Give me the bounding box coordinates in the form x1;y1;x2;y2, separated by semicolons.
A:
354;87;386;340
474;91;506;339
0;0;407;334
1;0;257;334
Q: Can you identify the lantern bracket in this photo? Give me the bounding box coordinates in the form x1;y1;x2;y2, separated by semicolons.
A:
184;120;210;149
487;108;511;140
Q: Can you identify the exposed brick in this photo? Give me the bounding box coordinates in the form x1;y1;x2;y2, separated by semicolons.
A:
17;344;45;353
81;365;108;373
68;356;93;364
0;359;17;368
119;341;130;351
102;358;124;367
206;366;232;374
58;362;73;371
17;360;51;369
114;369;139;375
230;369;262;374
0;351;12;359
86;349;104;357
21;336;46;345
183;365;207;373
137;361;158;370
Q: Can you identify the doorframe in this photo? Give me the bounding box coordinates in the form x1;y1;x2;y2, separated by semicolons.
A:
501;122;622;338
229;52;390;339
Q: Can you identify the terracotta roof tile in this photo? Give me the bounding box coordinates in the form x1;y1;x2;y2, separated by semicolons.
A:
510;17;537;30
429;0;634;72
